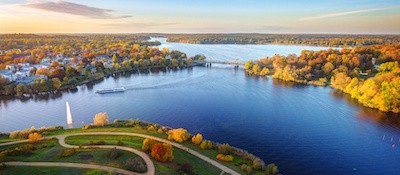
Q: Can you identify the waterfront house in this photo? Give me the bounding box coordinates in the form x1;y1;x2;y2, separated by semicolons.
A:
5;64;17;71
0;70;16;81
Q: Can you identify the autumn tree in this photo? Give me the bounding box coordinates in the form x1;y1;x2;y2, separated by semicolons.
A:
142;138;157;152
28;133;42;143
93;112;109;126
259;67;270;76
36;68;51;77
167;128;190;143
252;64;261;75
191;133;203;145
14;84;28;96
151;143;174;162
200;140;213;150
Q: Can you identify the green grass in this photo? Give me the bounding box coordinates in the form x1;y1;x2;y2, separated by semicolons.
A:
0;166;110;175
65;135;221;175
0;139;146;172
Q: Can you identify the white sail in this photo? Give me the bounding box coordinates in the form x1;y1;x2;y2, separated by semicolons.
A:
66;102;73;124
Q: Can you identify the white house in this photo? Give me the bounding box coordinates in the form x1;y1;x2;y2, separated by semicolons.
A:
0;70;16;81
5;64;17;71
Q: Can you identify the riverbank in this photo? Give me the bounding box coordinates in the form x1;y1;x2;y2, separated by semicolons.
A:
0;119;279;175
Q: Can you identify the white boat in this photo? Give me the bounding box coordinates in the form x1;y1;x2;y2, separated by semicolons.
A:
95;87;126;94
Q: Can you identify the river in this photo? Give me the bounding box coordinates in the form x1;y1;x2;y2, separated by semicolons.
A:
0;39;399;175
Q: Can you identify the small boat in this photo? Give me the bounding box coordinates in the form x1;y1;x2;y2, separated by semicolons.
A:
95;87;126;94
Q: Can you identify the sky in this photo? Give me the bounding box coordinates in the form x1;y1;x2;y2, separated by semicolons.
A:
0;0;399;34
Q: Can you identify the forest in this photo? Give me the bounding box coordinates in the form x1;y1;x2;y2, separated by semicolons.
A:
164;34;400;47
245;44;400;113
0;34;203;97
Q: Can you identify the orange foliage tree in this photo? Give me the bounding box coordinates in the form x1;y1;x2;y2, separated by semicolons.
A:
28;133;42;143
151;143;173;162
191;133;203;145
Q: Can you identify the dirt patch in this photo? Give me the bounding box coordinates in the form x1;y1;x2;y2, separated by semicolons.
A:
78;153;93;160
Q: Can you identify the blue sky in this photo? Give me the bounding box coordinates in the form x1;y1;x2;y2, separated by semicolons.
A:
0;0;399;34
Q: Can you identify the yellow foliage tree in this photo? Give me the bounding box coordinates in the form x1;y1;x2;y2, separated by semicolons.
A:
191;133;203;145
93;112;109;126
259;67;270;76
167;128;190;143
142;138;157;151
28;133;42;143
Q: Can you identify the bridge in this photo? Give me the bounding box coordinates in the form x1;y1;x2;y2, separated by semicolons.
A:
194;58;244;68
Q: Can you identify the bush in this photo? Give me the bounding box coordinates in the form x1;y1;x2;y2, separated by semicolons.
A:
218;143;231;154
191;133;203;145
28;133;42;143
0;163;6;170
107;148;121;160
117;140;124;146
167;128;190;143
246;166;253;174
93;112;109;126
151;143;173;162
241;164;248;171
216;154;233;162
147;125;156;131
125;157;147;173
199;140;213;150
142;138;157;152
252;159;265;171
266;163;279;175
177;162;194;175
94;140;106;145
58;148;76;157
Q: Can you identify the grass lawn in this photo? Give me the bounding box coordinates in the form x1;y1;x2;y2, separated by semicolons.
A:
0;139;146;172
0;166;109;175
66;135;221;175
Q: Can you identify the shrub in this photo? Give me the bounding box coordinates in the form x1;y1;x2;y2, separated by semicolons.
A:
117;140;124;146
218;143;231;154
216;154;233;162
167;128;190;143
147;125;156;131
58;148;76;157
125;157;147;173
241;164;248;171
151;143;173;162
177;162;194;175
0;163;6;170
107;148;121;160
246;166;253;174
89;141;94;145
199;140;213;150
266;163;279;175
252;159;265;171
191;133;203;145
28;133;42;143
93;112;109;126
94;140;106;145
142;138;157;152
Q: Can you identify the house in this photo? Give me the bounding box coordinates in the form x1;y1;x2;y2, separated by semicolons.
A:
0;70;16;81
41;58;51;64
5;64;17;71
15;69;31;78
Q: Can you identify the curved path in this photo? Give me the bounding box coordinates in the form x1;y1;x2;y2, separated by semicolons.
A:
4;161;136;175
0;132;240;175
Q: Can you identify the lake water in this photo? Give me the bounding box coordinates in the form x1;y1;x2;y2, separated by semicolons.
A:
1;40;400;175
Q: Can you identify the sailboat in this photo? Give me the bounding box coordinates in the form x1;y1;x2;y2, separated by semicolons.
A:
66;102;73;127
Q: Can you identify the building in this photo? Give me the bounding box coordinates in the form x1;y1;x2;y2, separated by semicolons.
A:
5;64;17;71
0;70;16;81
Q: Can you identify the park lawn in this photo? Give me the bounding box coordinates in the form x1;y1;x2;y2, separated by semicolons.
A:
0;139;146;172
0;166;109;175
66;135;221;175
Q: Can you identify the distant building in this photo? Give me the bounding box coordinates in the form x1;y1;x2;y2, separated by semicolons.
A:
5;64;17;71
0;70;16;81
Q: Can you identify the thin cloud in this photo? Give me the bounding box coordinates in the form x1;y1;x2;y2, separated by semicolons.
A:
298;6;400;21
23;0;131;19
261;25;292;31
103;22;179;27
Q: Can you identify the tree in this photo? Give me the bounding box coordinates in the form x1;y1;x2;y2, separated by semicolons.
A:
323;62;335;76
142;138;157;151
93;112;109;126
52;78;62;89
379;62;398;73
66;66;77;78
218;143;231;155
14;84;27;96
50;67;66;80
244;61;253;70
200;140;213;150
112;54;117;63
252;64;261;75
191;133;203;145
167;128;190;143
151;143;173;162
36;68;50;77
260;67;270;76
28;133;42;143
266;163;279;175
331;72;351;91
